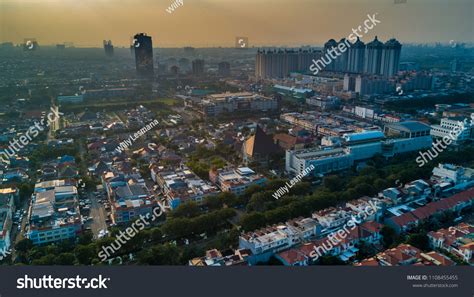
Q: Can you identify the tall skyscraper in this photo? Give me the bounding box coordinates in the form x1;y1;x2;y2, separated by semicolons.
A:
133;33;154;79
218;62;231;76
184;46;195;55
347;37;365;73
364;36;384;75
323;39;338;71
335;38;350;72
103;40;114;57
380;38;402;77
192;59;205;76
255;49;322;79
178;58;190;72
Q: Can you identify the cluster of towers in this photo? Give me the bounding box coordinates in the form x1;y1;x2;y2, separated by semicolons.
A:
323;36;401;77
255;48;322;79
103;40;114;57
255;37;401;79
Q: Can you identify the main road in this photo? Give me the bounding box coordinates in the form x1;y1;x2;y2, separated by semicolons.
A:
89;192;108;239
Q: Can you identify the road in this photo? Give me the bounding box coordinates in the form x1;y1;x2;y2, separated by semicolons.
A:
89;192;108;239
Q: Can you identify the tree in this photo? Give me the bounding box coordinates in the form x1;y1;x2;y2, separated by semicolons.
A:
74;244;96;265
240;212;267;232
380;225;397;248
150;228;163;243
220;192;238;207
137;243;181;265
32;254;56;265
407;233;430;251
15;239;33;253
54;253;76;265
18;183;34;204
323;175;344;192
171;202;201;218
246;191;274;212
77;231;93;245
204;195;224;210
162;217;192;238
289;182;312;196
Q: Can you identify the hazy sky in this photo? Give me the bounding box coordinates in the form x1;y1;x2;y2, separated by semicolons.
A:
0;0;472;47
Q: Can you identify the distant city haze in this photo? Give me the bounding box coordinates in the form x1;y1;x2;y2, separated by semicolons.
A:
0;0;472;47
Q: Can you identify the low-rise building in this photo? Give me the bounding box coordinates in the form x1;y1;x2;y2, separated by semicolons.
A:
28;181;82;245
188;248;251;266
198;92;278;117
154;165;219;209
427;222;474;264
209;166;267;195
103;172;158;224
385;187;474;233
239;217;320;263
277;221;383;265
431;116;474;143
356;244;455;266
0;188;16;252
286;123;433;176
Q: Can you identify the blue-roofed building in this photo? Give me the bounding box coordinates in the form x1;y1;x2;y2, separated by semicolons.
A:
343;130;385;144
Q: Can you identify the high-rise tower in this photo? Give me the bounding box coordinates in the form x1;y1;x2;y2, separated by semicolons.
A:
380;38;402;77
364;36;384;75
347;37;365;73
133;33;154;79
103;40;114;57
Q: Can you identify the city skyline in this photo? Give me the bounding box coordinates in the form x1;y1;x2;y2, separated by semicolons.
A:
0;0;473;47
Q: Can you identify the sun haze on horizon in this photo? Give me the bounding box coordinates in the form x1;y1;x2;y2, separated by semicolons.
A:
0;0;472;47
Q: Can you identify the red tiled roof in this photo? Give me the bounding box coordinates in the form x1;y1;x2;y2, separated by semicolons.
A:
360;221;383;233
390;187;474;227
390;212;418;227
377;244;421;266
277;249;307;265
422;251;455;266
354;257;379;266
